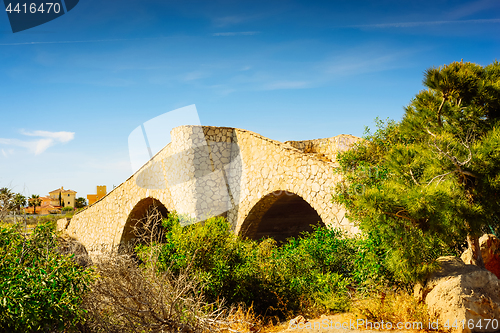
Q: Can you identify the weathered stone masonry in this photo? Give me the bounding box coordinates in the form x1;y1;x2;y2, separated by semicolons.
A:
61;125;360;253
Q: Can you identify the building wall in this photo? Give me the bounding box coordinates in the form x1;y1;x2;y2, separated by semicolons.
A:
88;186;107;205
97;186;107;198
87;194;98;206
49;187;76;207
65;192;76;208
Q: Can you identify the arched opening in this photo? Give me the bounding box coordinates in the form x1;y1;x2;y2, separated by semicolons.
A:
120;197;169;251
241;191;325;242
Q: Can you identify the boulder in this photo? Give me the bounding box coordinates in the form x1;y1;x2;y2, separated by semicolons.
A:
415;256;500;333
56;217;70;231
461;234;500;279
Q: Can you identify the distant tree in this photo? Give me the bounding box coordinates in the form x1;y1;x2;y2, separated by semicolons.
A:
0;188;15;220
12;194;26;212
75;197;87;209
58;192;62;207
28;195;42;215
333;60;500;283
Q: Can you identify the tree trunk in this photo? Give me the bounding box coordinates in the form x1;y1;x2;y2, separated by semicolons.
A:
467;234;484;268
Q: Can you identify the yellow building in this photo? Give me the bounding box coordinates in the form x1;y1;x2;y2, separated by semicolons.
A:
49;186;77;208
87;185;107;206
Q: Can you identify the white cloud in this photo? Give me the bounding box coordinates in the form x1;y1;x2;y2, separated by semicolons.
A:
20;130;75;143
0;130;75;155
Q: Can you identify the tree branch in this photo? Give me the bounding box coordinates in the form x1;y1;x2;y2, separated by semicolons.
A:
427;171;455;187
409;169;420;186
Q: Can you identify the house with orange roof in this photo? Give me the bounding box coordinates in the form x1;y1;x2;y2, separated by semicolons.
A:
23;187;77;215
25;196;62;214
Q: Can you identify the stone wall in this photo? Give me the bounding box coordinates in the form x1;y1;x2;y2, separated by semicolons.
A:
284;135;361;163
63;126;359;255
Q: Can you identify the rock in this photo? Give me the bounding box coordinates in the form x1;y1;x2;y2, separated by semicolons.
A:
57;234;92;267
416;256;500;333
461;234;500;279
289;315;308;326
56;217;70;231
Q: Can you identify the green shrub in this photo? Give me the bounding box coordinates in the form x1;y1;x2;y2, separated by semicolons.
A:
0;223;93;332
137;214;362;318
350;229;398;292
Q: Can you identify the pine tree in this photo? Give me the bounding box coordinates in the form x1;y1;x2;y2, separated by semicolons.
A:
333;60;500;283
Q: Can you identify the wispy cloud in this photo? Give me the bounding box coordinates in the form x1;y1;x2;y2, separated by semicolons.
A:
211;15;259;27
448;0;500;20
349;18;500;29
0;130;75;155
0;36;172;46
324;53;401;77
20;130;74;142
182;71;209;82
263;80;310;90
211;31;260;37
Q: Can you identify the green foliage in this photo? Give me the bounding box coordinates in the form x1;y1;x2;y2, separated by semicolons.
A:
62;206;74;212
0;188;27;220
350;229;395;290
75;197;87;209
13;193;26;212
138;214;393;318
333;61;500;283
0;223;93;332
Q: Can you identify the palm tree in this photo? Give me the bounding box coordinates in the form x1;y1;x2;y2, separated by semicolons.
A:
13;193;26;212
28;194;42;214
0;187;15;220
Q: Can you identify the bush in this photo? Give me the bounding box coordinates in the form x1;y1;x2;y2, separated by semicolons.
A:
137;214;364;319
0;223;93;332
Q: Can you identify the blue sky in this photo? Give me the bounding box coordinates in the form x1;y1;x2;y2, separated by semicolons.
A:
1;0;499;200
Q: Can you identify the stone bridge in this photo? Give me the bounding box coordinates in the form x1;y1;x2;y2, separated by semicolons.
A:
61;126;359;253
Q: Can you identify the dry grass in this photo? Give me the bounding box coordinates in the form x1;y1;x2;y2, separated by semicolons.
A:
81;253;256;332
351;289;435;331
78;205;262;333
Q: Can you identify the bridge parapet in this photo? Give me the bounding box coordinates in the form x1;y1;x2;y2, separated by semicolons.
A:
63;126;360;255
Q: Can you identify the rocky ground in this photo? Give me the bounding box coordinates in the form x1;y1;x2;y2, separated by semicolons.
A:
265;313;422;333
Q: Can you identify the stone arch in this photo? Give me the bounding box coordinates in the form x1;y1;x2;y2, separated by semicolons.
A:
120;197;169;248
239;190;325;242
